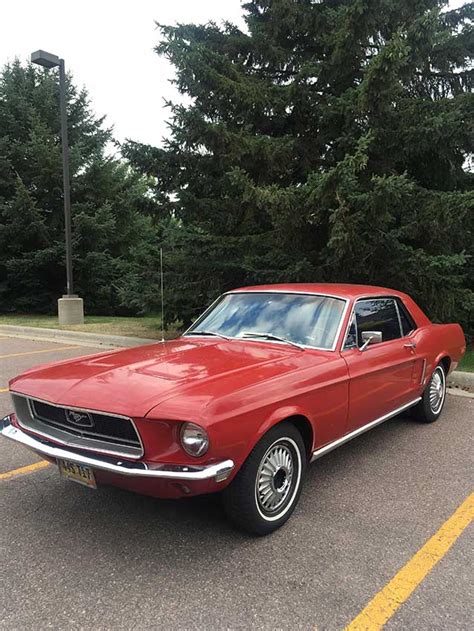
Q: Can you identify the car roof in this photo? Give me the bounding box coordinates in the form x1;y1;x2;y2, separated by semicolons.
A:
230;283;408;300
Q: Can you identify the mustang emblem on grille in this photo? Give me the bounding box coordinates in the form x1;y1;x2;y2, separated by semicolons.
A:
65;409;94;428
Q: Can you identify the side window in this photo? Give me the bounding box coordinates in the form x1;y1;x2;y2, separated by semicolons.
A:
396;299;417;336
354;298;401;346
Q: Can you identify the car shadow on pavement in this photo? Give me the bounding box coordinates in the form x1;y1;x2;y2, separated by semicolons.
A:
4;410;426;552
3;397;470;631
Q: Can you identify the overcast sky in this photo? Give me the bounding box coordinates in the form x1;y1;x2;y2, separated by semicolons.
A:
0;1;466;150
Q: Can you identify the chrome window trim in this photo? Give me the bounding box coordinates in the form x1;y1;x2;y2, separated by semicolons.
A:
227;289;349;301
393;299;404;338
343;311;358;350
182;295;223;336
394;297;417;336
183;291;350;352
341;295;414;352
310;397;421;462
12;393;144;460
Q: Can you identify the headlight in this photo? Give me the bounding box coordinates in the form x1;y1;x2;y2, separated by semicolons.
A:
180;422;209;457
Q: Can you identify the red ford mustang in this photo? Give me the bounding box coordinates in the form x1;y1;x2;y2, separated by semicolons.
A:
1;284;466;534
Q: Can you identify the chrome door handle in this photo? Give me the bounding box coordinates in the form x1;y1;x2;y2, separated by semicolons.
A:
404;342;416;349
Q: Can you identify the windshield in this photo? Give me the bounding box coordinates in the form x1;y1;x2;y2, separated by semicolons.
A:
186;292;346;350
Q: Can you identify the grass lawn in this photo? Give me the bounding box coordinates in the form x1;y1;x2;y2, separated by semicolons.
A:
458;348;473;372
0;314;180;340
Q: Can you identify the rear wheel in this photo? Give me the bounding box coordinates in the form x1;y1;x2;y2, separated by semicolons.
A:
412;364;447;423
222;422;307;535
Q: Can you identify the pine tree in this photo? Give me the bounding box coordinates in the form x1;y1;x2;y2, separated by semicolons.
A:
0;60;157;314
125;0;473;332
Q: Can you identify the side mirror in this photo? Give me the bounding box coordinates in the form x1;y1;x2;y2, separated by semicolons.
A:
360;330;383;351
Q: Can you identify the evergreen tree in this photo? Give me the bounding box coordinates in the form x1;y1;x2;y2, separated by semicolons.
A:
125;0;473;332
0;60;157;314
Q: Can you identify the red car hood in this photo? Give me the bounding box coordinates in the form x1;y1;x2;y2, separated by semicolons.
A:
9;338;302;418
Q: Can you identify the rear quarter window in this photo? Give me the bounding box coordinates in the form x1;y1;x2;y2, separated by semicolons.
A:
396;298;417;336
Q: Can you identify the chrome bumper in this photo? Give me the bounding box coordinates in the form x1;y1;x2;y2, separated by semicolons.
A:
0;415;234;482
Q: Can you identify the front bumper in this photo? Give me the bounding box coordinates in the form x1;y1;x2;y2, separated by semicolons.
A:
1;415;234;483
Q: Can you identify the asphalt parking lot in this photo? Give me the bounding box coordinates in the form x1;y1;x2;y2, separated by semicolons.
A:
1;335;472;630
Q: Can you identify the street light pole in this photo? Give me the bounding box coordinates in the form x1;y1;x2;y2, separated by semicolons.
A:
58;58;73;296
31;50;83;324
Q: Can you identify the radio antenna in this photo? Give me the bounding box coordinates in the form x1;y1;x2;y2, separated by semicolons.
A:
160;247;165;342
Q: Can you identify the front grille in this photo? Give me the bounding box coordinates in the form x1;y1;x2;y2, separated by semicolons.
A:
12;394;143;459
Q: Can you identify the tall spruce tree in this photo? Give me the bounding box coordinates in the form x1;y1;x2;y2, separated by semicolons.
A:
125;0;473;332
0;60;157;314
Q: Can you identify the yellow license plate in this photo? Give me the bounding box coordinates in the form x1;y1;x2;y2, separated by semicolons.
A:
58;459;97;489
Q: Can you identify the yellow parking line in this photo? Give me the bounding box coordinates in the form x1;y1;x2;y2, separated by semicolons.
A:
0;387;8;393
345;492;474;630
0;460;51;480
0;345;77;360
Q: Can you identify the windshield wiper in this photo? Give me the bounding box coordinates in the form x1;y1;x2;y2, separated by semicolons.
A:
240;331;305;350
187;330;231;341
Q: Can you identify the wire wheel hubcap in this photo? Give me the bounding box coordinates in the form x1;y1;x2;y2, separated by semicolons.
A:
429;368;445;414
256;443;295;514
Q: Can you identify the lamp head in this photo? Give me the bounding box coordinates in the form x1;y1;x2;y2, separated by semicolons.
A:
31;50;60;69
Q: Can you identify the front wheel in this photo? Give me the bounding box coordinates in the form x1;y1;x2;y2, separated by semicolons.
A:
222;422;307;535
412;364;447;423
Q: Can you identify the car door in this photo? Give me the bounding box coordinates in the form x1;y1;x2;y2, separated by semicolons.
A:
342;297;419;433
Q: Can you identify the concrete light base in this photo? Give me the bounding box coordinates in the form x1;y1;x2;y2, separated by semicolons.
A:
58;295;84;325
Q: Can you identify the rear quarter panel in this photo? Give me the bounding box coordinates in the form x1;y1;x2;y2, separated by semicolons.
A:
412;322;465;388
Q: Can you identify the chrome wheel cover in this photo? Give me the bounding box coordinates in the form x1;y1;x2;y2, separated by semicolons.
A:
256;441;295;514
429;367;445;414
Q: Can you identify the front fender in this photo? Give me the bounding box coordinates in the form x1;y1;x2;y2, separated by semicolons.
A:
255;405;312;440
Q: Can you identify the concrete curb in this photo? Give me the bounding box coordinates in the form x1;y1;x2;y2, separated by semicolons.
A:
0;325;157;349
447;387;474;399
447;370;474;390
